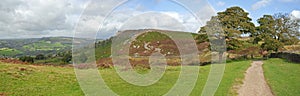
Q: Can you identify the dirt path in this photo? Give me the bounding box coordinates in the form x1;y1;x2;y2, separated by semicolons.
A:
237;61;274;96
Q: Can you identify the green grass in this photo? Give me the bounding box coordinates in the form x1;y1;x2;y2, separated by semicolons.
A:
95;41;112;59
0;48;22;56
263;58;300;96
0;62;83;96
0;60;251;96
22;41;68;51
135;32;170;42
214;60;251;96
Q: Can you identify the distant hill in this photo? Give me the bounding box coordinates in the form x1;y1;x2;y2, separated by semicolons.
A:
0;29;210;66
0;37;99;57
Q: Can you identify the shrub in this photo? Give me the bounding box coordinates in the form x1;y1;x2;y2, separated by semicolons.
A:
19;56;34;63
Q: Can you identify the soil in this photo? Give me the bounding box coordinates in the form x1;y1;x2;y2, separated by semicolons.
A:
238;61;274;96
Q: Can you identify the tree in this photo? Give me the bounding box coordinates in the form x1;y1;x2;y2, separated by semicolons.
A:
261;37;283;52
200;6;256;50
217;7;256;37
241;43;261;59
255;14;298;52
199;16;226;62
35;54;45;60
62;53;72;64
19;56;34;63
77;53;87;63
256;15;282;52
199;6;255;61
194;33;208;44
273;13;300;45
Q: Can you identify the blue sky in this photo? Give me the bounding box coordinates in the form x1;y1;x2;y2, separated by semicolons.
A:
124;0;300;25
100;0;300;37
0;0;299;39
208;0;300;25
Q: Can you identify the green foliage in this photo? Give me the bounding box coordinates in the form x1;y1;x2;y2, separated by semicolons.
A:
199;6;299;55
273;13;300;45
256;13;300;52
19;56;34;63
244;44;261;58
77;53;87;63
199;6;255;52
194;33;209;44
35;54;45;60
62;53;72;64
95;38;112;59
217;6;255;36
199;16;226;53
261;37;283;51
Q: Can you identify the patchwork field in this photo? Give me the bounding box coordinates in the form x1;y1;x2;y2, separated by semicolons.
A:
0;48;22;57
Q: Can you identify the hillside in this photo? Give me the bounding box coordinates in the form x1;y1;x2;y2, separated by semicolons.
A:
95;29;211;67
0;37;97;57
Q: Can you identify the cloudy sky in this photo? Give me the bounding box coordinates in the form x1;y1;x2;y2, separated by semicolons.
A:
0;0;299;39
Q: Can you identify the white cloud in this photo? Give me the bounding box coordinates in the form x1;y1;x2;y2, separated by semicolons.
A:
119;12;185;31
95;10;200;39
0;0;84;39
251;0;272;10
291;10;300;19
216;1;225;7
0;0;211;39
290;10;300;33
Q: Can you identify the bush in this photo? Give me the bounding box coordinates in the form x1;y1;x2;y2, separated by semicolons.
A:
62;53;72;64
35;54;45;60
19;56;34;63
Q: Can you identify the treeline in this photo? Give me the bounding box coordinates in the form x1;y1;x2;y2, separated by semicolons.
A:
197;6;300;59
19;51;72;65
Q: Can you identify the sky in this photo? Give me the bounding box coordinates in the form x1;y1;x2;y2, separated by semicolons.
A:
0;0;299;39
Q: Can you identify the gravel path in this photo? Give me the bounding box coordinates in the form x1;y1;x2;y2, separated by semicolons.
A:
238;61;274;96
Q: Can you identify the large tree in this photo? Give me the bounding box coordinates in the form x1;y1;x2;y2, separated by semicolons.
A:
256;15;282;52
199;6;255;51
199;16;226;62
273;13;300;45
256;13;300;52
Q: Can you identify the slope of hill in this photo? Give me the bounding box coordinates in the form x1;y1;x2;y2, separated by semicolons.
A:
0;58;252;96
0;37;76;57
95;29;211;67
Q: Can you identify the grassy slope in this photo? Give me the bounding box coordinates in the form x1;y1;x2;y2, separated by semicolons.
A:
0;60;250;96
95;31;200;60
0;62;83;96
23;41;66;51
263;58;300;96
0;37;74;57
0;48;22;56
